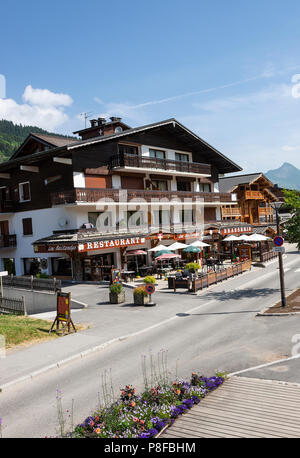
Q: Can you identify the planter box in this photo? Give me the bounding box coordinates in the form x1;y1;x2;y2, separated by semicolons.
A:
133;294;149;305
109;291;125;304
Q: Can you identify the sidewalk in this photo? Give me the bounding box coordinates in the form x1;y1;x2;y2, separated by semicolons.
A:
162;376;300;438
0;248;298;390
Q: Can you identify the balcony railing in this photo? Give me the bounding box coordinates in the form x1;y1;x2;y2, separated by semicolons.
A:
245;190;265;200
51;188;234;205
109;153;211;176
0;201;14;213
0;234;17;248
221;207;241;217
258;207;274;216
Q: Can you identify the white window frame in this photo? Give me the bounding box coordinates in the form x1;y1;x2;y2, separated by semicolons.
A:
19;181;31;202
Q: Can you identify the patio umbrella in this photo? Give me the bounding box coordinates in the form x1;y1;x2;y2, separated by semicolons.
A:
167;242;188;250
155;253;181;261
238;234;252;241
223;235;241;241
182;246;201;253
248;234;270;241
189;240;211;247
154;249;172;258
148;244;170;252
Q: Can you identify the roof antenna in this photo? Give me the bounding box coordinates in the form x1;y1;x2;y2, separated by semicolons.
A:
79;112;93;128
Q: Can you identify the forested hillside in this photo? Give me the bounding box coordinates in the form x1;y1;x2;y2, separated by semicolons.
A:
0;119;75;162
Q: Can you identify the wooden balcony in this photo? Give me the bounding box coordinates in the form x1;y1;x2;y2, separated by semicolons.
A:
258;207;274;216
221;207;241;218
245;190;265;200
109;153;211;176
0;200;14;213
51;188;234;205
0;234;17;248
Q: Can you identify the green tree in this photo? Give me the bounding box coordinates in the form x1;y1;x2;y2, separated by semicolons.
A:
283;189;300;249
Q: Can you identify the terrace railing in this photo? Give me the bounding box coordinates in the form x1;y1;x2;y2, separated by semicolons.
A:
51;188;234;205
109;153;211;175
0;234;17;248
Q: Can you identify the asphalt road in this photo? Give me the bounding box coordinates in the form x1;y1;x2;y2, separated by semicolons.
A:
1;247;300;438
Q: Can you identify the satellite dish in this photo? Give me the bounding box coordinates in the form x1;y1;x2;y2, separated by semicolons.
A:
58;217;70;227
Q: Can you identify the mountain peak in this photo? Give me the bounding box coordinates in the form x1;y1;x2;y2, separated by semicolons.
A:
265;162;300;190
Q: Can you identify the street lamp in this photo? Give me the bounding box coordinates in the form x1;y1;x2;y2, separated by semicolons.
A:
270;201;286;307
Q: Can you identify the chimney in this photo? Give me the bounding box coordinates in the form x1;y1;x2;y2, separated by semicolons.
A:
110;116;122;122
90;119;98;127
97;117;106;126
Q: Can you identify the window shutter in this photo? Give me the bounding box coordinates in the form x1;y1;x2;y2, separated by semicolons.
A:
13;185;19;201
22;218;33;236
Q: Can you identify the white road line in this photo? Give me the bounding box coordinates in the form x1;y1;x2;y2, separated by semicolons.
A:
229;353;300;377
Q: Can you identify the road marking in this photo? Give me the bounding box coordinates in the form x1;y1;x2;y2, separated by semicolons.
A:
229;353;300;377
295;268;300;273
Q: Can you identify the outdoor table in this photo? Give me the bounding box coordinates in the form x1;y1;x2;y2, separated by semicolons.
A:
121;270;135;282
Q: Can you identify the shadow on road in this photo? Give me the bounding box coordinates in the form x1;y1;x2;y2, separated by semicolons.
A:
203;288;279;302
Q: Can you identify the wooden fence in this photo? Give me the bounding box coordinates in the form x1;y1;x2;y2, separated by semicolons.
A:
169;260;252;293
2;275;61;292
260;251;278;263
0;296;26;315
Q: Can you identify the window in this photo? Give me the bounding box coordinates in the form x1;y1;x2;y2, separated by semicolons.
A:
199;183;211;192
118;144;139;155
19;182;31;202
175;153;189;162
149;149;166;160
88;212;112;229
22;218;33;236
177;181;191;192
151;180;168;191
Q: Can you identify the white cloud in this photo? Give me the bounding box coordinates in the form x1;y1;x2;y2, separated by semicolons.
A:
0;85;73;130
23;85;73;107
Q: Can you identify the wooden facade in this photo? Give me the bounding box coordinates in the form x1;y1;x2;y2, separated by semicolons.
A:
220;174;277;225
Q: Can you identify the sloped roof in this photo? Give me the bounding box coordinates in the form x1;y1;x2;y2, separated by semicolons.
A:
218;173;273;193
31;133;79;147
1;118;242;174
9;132;79;161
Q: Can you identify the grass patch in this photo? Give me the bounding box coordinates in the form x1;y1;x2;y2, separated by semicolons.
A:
0;314;87;349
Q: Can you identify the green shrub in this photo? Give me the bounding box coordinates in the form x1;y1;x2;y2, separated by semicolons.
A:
110;283;123;294
133;286;148;297
185;262;201;272
143;276;156;284
36;272;50;278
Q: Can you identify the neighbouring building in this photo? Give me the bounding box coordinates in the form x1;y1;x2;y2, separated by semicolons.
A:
219;172;283;236
0;117;244;281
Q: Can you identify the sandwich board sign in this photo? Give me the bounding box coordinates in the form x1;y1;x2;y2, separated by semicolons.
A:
50;292;76;335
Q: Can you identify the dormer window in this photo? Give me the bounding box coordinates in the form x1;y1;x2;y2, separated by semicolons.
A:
19;182;31;202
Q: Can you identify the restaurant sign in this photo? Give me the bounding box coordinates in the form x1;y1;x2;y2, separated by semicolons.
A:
78;236;146;253
221;226;252;235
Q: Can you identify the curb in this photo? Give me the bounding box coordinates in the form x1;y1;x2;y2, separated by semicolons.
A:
256;287;300;316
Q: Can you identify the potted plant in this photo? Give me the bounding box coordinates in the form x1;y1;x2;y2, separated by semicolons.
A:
109;283;125;304
133;286;149;305
185;262;201;273
143;276;156;285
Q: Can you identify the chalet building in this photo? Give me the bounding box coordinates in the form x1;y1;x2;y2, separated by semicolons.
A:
219;173;280;234
0;117;243;281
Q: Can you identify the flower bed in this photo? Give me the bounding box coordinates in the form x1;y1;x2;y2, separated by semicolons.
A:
72;373;225;438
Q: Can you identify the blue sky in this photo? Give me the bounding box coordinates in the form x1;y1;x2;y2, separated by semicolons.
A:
1;0;300;173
